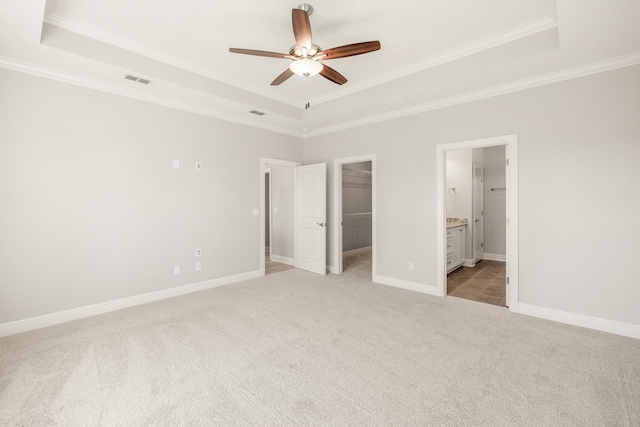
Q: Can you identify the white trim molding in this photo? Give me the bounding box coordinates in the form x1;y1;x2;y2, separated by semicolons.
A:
305;51;640;138
373;275;440;297
0;269;262;338
483;253;506;262
463;259;476;267
43;13;301;108
0;56;303;138
515;304;640;340
309;16;558;106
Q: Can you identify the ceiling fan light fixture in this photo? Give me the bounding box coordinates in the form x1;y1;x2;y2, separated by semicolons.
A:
289;58;323;77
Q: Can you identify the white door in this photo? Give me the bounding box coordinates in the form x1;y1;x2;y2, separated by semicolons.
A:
295;163;327;275
473;164;484;262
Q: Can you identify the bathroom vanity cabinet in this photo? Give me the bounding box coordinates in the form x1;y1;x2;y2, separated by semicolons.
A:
446;225;466;273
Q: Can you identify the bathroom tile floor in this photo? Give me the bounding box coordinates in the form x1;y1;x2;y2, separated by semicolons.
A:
447;260;506;307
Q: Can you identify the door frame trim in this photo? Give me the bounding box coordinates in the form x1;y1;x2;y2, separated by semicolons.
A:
260;158;301;276
472;163;484;263
436;135;519;310
333;154;377;276
265;168;272;261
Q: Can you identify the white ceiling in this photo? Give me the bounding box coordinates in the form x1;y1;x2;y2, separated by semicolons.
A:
1;0;639;137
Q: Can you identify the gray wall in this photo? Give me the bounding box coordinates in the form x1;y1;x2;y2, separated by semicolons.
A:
303;65;640;326
483;145;506;256
266;163;295;259
0;69;302;324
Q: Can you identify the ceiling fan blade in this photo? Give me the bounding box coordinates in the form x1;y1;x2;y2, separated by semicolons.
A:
316;41;381;60
229;48;288;59
319;64;347;85
271;68;295;86
292;9;312;52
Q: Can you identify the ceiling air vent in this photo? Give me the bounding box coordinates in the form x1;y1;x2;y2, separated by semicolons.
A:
124;74;152;85
384;99;413;110
249;110;266;116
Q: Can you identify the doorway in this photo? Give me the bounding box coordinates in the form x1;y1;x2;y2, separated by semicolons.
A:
260;158;300;276
333;154;377;277
436;135;519;311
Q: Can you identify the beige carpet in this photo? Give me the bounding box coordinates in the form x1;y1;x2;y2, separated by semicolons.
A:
1;249;639;426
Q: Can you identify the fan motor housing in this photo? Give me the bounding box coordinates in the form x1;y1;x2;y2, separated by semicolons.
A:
289;44;322;58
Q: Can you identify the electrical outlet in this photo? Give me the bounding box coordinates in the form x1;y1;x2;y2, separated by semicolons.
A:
173;160;179;169
173;266;180;275
195;162;202;171
196;262;201;271
273;207;278;214
252;208;259;216
408;262;414;271
195;248;201;257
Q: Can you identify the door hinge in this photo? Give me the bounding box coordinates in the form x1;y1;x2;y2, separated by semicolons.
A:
506;159;510;166
481;243;483;248
507;277;510;285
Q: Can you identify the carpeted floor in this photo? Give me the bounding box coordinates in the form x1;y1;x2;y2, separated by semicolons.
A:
1;251;639;426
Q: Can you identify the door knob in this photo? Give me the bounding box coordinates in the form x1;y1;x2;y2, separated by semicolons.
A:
317;222;326;227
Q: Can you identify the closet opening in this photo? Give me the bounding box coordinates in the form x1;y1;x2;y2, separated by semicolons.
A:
333;154;377;278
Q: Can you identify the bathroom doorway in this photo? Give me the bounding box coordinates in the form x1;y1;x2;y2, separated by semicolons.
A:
436;135;519;310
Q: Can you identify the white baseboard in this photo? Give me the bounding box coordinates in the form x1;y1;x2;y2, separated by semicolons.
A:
483;253;506;262
270;254;294;265
515;303;640;340
0;269;262;338
463;259;476;267
373;274;441;297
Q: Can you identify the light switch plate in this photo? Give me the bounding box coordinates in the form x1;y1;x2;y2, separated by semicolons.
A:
196;262;201;271
173;160;179;169
195;248;201;257
274;207;278;214
252;209;259;216
173;266;180;275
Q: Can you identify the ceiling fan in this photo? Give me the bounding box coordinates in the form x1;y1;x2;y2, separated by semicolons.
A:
229;4;381;86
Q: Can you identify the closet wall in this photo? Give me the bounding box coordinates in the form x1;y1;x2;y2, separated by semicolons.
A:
483;146;506;257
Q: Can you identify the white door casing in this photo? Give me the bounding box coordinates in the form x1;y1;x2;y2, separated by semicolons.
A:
473;164;484;262
436;134;519;311
294;163;327;275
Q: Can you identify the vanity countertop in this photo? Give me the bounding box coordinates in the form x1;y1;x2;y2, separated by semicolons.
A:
446;218;468;229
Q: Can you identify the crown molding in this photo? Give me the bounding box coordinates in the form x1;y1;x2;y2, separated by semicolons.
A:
43;13;302;108
304;51;640;138
3;50;638;141
307;16;558;106
0;56;303;138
